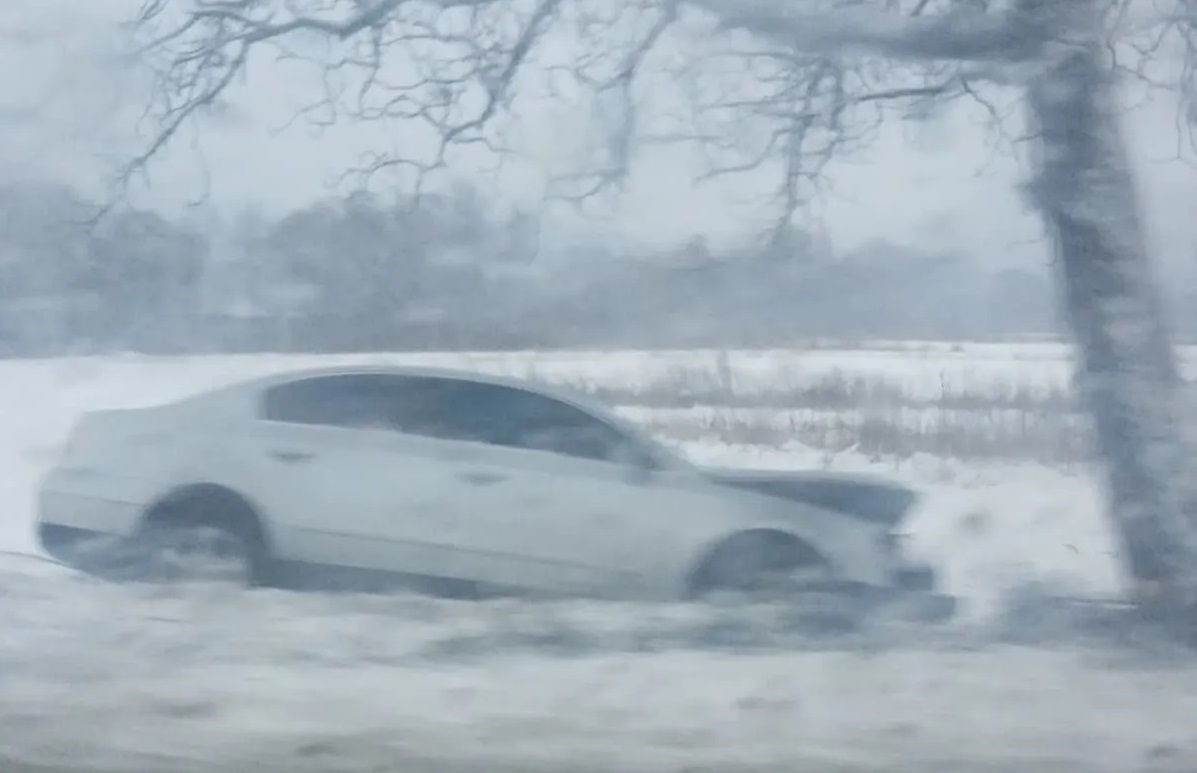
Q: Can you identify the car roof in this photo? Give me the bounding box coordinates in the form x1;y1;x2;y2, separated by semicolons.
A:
241;363;579;396
184;362;689;469
206;363;627;427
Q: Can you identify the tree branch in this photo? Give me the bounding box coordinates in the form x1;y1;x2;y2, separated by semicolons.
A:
690;0;1047;63
119;0;1195;237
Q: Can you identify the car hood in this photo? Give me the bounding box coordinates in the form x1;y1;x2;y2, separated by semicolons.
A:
698;467;919;527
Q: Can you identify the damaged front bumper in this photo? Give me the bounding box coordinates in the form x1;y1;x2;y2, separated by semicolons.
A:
806;562;957;623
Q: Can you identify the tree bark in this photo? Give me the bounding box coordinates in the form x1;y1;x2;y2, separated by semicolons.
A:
1022;0;1197;613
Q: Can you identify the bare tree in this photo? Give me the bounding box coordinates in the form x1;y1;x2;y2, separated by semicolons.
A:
127;0;1197;616
1020;0;1197;614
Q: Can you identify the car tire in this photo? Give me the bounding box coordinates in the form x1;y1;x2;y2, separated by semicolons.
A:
132;517;262;587
692;531;834;602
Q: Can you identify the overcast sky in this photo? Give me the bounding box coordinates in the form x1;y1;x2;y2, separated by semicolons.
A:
2;0;1196;268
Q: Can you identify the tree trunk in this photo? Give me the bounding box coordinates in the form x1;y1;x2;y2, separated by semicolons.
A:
1022;0;1197;613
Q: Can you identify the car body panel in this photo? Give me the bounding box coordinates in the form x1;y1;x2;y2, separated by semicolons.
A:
36;363;936;601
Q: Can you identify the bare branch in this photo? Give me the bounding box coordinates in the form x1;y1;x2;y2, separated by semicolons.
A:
690;0;1048;63
119;0;1197;240
637;1;1019;237
546;0;681;201
124;0;572;198
122;0;1047;211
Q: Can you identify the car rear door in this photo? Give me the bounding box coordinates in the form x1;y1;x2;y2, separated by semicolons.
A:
236;374;467;578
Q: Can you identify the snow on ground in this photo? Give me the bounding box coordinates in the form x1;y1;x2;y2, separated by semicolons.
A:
1;348;1193;772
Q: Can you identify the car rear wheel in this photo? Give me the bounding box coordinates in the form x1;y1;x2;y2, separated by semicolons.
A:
129;489;267;587
135;521;256;585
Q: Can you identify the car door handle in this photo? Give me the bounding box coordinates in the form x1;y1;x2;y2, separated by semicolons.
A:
269;449;315;464
458;470;506;486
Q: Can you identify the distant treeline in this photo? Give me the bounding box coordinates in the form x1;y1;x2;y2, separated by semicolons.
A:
0;178;1155;356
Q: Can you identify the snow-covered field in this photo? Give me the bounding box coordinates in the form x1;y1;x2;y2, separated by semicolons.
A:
3;346;1196;772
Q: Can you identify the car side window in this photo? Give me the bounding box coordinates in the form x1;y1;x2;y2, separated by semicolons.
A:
390;378;651;466
465;383;635;463
261;375;400;431
262;374;655;467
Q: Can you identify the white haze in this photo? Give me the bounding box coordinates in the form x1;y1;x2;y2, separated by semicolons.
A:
4;1;1197;771
0;0;1194;264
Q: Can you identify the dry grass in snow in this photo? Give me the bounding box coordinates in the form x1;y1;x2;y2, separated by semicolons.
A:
539;364;1089;464
9;342;1175;464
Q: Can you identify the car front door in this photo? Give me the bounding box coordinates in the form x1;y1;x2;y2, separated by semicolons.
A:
374;379;694;597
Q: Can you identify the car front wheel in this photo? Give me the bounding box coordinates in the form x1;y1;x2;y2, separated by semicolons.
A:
691;531;837;602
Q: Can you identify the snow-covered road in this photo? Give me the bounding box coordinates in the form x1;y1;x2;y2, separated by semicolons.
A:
2;351;1194;772
2;560;1196;772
